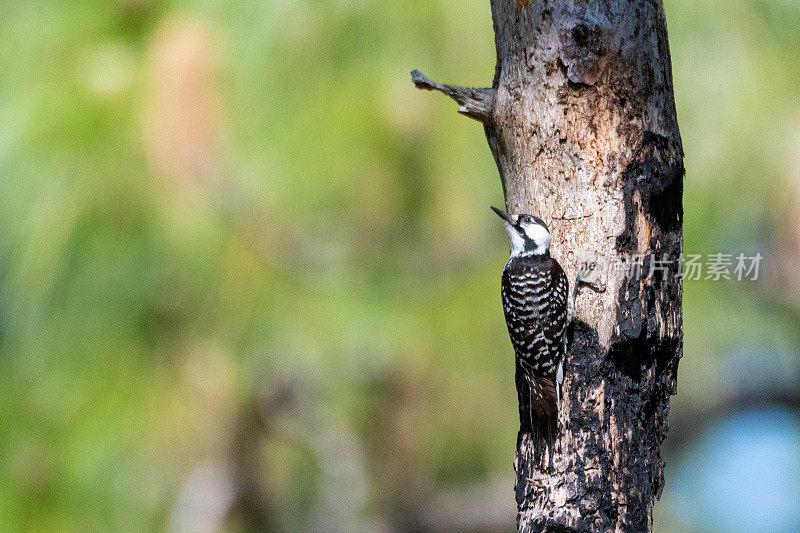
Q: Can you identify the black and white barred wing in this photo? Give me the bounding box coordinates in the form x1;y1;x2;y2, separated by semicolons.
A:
501;258;569;417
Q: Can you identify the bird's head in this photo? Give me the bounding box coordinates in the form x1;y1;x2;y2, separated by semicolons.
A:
491;206;551;256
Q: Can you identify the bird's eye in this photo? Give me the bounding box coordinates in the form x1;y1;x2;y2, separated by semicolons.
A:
522;215;532;224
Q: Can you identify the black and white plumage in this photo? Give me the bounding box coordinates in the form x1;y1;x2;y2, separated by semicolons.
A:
492;206;569;424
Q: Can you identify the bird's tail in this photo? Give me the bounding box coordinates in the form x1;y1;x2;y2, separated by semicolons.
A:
515;361;560;448
526;373;558;419
519;372;559;463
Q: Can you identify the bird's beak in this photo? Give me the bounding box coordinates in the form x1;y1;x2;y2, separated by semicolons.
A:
491;206;516;225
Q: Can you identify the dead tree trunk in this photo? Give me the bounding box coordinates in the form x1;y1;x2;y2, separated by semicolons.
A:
412;1;683;531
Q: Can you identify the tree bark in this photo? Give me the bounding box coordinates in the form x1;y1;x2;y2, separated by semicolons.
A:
413;1;683;531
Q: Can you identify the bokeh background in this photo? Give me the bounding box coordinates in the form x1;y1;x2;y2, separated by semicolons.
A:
2;1;800;531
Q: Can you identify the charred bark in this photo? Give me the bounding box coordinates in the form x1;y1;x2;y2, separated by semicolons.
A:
412;0;683;531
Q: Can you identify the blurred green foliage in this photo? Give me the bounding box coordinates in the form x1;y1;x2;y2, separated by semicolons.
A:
1;0;799;531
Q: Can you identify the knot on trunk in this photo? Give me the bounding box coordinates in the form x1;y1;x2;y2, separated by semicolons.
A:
559;16;610;86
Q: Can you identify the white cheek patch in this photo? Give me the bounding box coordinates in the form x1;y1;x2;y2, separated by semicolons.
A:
524;223;551;254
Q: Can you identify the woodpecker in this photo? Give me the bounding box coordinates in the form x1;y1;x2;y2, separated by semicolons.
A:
492;206;572;428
